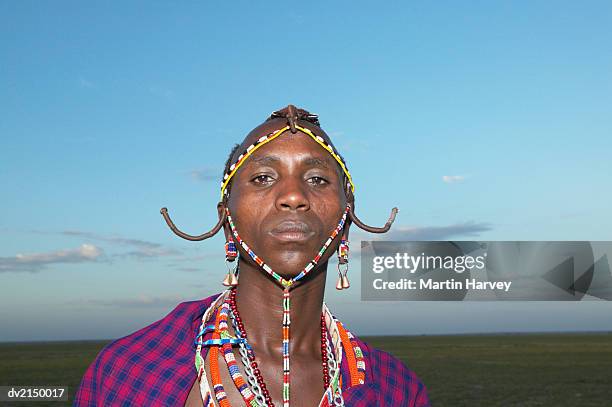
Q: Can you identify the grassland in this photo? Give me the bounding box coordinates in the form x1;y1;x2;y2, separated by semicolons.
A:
363;332;612;406
0;332;610;406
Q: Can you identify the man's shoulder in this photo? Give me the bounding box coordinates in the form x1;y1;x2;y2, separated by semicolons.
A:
352;336;431;406
74;292;222;406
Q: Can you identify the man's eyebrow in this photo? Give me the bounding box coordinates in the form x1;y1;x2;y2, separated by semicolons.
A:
246;155;281;166
303;156;332;168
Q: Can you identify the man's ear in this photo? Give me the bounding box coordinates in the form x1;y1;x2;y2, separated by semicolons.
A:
217;201;231;241
344;179;353;202
216;201;224;218
342;218;352;242
337;206;351;255
344;193;355;241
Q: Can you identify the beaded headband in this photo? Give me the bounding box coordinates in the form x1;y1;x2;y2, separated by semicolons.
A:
220;124;355;200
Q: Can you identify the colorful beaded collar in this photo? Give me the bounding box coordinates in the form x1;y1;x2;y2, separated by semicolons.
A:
220;124;355;200
194;290;366;407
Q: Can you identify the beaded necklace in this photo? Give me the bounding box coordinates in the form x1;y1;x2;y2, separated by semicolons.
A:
194;289;365;407
227;287;329;407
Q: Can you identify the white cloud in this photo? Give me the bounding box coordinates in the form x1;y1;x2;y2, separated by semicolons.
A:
442;175;466;184
78;76;96;89
189;168;219;182
15;243;101;262
384;221;493;240
1;244;104;273
61;230;181;259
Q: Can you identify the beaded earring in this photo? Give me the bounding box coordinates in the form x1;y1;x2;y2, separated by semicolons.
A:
222;236;239;286
336;238;350;290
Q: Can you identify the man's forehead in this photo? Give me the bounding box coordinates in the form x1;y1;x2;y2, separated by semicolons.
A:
244;151;335;169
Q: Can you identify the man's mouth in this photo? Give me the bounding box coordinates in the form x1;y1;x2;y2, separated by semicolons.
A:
268;220;315;242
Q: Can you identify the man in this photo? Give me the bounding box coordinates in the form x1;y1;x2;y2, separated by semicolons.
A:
74;105;430;406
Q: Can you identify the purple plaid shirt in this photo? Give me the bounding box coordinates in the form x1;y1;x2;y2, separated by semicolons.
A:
74;293;430;406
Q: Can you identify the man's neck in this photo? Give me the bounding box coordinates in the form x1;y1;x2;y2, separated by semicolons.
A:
233;259;328;357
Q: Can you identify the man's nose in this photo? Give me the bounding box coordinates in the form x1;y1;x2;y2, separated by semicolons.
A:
275;178;310;211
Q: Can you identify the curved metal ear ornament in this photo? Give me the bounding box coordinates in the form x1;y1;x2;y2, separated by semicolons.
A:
160;204;226;241
347;202;399;233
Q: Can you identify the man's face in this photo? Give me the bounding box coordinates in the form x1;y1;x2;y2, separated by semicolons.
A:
227;129;347;279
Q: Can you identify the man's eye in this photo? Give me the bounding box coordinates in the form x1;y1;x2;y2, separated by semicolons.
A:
308;176;329;186
251;174;274;184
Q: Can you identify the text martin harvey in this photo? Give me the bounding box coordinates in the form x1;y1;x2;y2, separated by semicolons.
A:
373;278;512;292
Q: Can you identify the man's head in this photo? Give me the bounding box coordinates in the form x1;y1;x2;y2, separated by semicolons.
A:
219;106;352;279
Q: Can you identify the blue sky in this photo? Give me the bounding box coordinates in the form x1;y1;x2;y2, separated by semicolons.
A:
1;1;611;341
